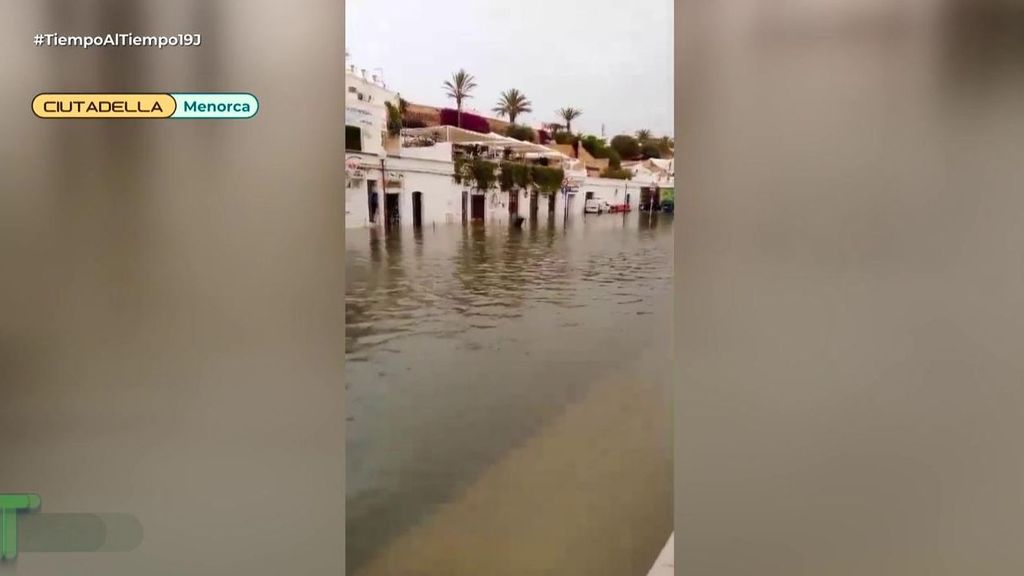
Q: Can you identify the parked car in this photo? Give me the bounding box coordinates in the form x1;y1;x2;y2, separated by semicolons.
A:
584;199;611;214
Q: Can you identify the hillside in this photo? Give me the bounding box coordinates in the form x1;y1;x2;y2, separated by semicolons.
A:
403;101;511;135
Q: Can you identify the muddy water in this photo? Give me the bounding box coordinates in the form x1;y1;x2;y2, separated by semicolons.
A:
346;213;674;575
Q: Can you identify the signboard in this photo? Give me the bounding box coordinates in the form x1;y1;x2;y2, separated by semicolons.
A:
384;171;404;190
346;157;368;179
345;105;378;128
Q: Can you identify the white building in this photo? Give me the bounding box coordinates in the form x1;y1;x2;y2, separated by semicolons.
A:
629;158;674;188
346;140;464;229
345;60;673;229
349;123;587;230
346;59;394;228
573;158;673;212
345;59;394;159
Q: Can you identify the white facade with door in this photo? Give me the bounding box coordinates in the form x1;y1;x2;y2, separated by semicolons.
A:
345;157;547;229
346;152;465;230
345;161;666;229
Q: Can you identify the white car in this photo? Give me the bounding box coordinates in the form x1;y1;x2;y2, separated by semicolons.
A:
584;199;609;214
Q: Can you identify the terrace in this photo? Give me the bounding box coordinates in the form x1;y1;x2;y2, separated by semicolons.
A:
400;125;585;174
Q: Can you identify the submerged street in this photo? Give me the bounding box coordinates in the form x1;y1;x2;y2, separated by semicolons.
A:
346;213;673;575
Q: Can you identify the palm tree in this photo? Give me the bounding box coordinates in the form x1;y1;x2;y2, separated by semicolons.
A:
493;89;533;125
443;69;478;129
636;129;652;142
557;107;582;134
657;135;673;155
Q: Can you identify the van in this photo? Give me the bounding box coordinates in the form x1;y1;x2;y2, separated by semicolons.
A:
584;199;608;214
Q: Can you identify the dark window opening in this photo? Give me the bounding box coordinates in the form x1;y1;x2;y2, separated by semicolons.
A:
346;126;362;151
412;191;423;228
367;180;379;224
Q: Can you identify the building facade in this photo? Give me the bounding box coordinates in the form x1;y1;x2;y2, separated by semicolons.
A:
346;60;674;230
346;143;465;229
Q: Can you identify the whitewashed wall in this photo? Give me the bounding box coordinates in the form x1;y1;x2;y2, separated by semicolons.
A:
579;177;652;210
345;155;464;229
345;166;663;230
390;156;462;228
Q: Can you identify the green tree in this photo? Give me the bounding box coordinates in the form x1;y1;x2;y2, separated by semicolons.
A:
454;157;498;192
499;162;533;191
530;165;565;195
656;136;674;156
601;167;632;180
640;141;663;159
384;101;402;136
493;89;533;125
556;107;582;133
610;134;642;160
606;148;622;170
553;131;578;146
505;124;536;142
443;69;477;129
580;135;608;158
636;129;652;142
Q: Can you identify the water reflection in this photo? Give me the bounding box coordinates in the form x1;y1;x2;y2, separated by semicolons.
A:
346;213;674;574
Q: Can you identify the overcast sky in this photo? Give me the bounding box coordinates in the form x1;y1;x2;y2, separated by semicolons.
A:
346;0;674;138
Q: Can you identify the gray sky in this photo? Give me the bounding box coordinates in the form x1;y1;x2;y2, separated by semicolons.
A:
346;0;674;139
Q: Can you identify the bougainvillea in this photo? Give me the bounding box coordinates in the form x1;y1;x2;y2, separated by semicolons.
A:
439;108;491;134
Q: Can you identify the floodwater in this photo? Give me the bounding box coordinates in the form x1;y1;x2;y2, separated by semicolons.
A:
346;212;674;576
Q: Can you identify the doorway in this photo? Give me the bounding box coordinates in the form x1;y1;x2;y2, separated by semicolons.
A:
367;180;380;224
640;188;661;212
412;191;423;229
384;192;401;229
471;193;485;220
508;190;519;216
462;191;468;222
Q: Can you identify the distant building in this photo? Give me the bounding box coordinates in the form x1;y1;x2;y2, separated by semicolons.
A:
346;60;673;229
345;61;396;158
346;60;399;228
544;142;610;177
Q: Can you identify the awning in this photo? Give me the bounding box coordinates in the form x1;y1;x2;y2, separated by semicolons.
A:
401;126;570;159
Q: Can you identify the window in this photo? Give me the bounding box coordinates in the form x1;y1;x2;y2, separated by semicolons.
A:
346;125;362;151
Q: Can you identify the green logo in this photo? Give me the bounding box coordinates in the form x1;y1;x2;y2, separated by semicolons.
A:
0;494;41;560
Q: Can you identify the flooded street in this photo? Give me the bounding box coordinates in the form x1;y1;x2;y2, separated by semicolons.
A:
346;213;674;575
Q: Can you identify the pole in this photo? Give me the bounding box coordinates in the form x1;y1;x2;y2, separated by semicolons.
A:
562;186;569;225
380;158;387;230
649;185;656;226
618;182;626;220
